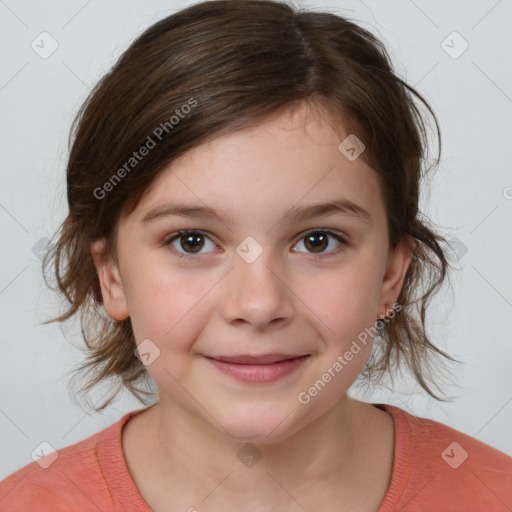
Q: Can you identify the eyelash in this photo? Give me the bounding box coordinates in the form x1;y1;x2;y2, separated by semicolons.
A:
161;229;347;262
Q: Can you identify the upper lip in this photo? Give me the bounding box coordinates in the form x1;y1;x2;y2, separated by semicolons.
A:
205;353;308;365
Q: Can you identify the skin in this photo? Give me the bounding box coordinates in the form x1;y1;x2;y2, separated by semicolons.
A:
91;100;414;512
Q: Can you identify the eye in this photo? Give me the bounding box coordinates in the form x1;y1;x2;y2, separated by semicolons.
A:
162;228;347;262
162;230;218;261
292;229;346;259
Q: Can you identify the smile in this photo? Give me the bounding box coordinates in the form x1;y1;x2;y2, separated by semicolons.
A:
204;354;310;383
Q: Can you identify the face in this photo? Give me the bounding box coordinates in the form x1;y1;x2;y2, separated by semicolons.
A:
91;101;413;443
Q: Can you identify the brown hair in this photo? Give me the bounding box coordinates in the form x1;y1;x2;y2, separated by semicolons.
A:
42;0;459;412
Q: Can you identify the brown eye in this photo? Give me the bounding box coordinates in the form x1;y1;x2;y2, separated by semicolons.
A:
293;230;345;258
304;232;329;253
163;230;218;258
178;233;204;253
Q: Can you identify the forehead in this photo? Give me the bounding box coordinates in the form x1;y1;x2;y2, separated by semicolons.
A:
130;102;385;227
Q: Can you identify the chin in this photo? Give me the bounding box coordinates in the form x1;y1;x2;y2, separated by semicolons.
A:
212;401;301;445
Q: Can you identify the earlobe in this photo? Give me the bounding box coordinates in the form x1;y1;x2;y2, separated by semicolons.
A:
90;239;130;321
377;235;415;319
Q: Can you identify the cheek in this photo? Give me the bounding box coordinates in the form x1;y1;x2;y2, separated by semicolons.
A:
127;271;216;389
125;261;215;349
304;260;382;342
297;262;382;396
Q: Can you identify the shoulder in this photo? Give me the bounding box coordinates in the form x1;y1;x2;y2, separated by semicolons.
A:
0;411;135;512
390;404;512;472
378;404;512;512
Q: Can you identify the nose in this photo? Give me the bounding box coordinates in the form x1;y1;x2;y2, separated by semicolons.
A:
220;248;294;331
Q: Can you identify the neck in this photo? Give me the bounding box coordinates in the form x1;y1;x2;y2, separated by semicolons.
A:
123;396;394;511
150;395;372;498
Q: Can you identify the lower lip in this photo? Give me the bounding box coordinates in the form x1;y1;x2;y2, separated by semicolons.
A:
205;355;310;383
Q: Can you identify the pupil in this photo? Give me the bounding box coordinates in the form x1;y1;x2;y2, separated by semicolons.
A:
306;232;327;253
179;233;328;254
182;234;203;253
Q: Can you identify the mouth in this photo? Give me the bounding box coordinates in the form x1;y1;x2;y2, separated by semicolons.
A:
207;353;308;365
204;354;310;383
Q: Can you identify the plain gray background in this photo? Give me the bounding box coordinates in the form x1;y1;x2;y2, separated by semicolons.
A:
1;0;511;480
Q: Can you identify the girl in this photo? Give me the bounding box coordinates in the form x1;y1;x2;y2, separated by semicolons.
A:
1;0;511;510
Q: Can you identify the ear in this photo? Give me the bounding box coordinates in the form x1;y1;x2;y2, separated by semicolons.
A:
90;239;129;321
377;234;415;319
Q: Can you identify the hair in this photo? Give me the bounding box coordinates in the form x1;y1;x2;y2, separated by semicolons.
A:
42;0;460;412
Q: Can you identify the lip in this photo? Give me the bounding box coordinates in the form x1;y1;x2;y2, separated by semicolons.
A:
208;353;307;365
204;354;310;383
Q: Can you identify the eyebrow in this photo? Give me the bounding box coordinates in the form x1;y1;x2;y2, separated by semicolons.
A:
140;198;372;226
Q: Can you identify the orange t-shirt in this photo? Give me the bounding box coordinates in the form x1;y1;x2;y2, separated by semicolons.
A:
1;403;511;511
